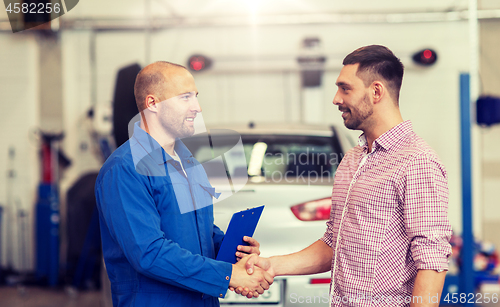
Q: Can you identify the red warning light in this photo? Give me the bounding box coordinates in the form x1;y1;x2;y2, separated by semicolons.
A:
190;57;205;71
413;49;437;66
188;55;212;72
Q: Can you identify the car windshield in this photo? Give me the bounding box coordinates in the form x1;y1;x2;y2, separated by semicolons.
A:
182;131;343;184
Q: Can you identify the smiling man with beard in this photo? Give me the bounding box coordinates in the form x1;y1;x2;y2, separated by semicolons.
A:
238;45;452;307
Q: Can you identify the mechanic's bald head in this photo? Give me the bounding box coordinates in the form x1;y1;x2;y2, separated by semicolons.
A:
134;61;188;112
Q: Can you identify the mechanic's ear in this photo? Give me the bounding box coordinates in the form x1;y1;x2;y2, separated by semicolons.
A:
145;95;159;112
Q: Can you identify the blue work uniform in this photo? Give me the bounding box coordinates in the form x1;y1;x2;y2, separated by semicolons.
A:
95;122;232;307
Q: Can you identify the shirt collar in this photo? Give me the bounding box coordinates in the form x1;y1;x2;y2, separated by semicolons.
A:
173;137;194;161
357;120;413;152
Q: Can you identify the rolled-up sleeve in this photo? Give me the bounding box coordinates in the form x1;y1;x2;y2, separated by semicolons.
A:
320;202;335;248
403;153;452;271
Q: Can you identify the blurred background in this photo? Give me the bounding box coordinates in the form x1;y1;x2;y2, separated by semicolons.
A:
0;0;500;306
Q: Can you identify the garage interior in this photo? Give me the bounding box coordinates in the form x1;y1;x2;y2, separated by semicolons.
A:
1;0;500;306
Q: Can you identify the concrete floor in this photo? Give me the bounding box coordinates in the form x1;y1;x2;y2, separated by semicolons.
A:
2;284;499;307
0;286;103;307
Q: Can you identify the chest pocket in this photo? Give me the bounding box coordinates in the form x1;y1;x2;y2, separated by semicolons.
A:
161;160;221;214
192;183;220;212
168;178;220;214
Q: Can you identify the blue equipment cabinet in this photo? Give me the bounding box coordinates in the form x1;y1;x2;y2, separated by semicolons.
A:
36;183;60;286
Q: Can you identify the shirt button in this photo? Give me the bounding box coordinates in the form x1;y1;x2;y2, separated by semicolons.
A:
226;276;229;280
219;294;223;298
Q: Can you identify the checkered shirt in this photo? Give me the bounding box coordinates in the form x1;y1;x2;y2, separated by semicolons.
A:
321;120;452;307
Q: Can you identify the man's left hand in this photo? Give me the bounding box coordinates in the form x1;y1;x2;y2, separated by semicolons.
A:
235;236;260;262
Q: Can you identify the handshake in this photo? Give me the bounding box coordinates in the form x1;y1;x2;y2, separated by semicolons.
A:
228;238;275;299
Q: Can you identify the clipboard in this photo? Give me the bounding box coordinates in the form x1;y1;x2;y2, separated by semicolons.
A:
216;205;265;264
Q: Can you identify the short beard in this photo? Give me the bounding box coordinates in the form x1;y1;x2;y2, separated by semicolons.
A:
344;94;373;130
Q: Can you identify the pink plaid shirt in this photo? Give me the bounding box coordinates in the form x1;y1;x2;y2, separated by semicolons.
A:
321;120;452;307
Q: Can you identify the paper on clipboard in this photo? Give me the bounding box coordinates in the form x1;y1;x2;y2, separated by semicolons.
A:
216;205;264;264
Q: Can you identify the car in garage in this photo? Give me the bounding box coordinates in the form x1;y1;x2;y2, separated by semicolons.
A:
182;122;355;307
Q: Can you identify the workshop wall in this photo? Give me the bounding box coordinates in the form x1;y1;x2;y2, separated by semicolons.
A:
479;19;500;253
60;21;469;233
0;33;38;271
1;0;500;273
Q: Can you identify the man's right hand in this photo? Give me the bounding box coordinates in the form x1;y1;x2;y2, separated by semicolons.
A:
231;240;333;298
229;254;274;298
232;254;276;297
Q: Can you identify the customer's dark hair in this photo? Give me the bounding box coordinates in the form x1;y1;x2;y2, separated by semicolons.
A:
343;45;404;104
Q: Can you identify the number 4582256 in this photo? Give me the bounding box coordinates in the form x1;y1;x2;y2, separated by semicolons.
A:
443;292;498;304
6;2;61;14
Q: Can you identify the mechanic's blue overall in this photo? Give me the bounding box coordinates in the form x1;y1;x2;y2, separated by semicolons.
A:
95;122;232;307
